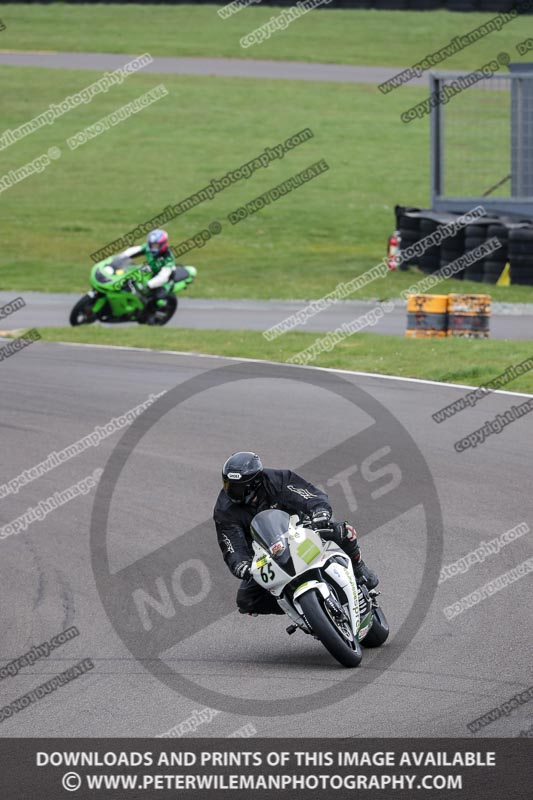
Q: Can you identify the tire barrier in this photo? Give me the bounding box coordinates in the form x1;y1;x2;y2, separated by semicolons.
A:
440;223;466;281
483;223;508;284
418;218;442;275
405;294;448;338
15;1;531;11
394;206;533;286
463;223;490;283
509;226;533;287
405;293;491;338
447;293;491;338
395;206;422;267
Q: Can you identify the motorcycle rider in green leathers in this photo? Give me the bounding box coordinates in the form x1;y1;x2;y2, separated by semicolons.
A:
119;229;176;311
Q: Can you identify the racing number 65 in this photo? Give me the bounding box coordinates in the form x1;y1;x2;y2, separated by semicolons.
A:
260;564;275;583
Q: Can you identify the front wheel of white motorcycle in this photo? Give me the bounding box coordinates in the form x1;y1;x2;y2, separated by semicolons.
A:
299;590;362;668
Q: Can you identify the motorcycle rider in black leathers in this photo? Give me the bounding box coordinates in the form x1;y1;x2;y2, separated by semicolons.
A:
213;452;379;616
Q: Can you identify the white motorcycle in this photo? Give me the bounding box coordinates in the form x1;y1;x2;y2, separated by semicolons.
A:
250;509;389;667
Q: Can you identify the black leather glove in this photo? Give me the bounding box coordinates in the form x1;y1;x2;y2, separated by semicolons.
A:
234;561;252;580
332;521;359;559
310;508;332;530
340;521;358;543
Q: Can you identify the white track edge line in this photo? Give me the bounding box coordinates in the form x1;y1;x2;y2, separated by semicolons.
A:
48;339;533;399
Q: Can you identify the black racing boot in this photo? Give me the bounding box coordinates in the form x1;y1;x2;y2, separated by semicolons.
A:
335;522;380;590
352;554;379;590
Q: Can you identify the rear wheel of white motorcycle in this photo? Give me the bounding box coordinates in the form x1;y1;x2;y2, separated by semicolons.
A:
361;606;389;648
299;590;362;668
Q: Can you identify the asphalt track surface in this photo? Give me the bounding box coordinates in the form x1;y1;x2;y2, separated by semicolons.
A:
1;341;532;737
1;291;532;339
0;51;427;85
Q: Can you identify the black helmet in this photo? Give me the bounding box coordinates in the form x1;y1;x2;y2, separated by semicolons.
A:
222;452;263;504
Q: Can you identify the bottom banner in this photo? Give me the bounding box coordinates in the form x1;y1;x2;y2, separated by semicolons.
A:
0;738;531;799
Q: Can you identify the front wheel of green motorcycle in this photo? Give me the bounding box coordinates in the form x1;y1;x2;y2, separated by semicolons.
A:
146;294;178;326
69;294;95;326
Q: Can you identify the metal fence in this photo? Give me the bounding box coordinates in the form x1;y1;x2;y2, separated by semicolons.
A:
431;66;533;216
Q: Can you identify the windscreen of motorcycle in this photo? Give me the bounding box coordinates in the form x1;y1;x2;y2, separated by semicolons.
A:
94;265;114;284
250;509;291;565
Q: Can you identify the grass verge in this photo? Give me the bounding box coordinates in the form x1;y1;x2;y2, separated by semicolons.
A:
31;326;533;394
1;66;532;302
0;4;530;69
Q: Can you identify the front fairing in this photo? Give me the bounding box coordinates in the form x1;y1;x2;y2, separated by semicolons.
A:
88;258;143;318
250;511;362;638
89;257;141;292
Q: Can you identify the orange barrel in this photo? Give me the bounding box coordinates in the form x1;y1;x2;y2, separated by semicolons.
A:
447;294;491;338
405;329;448;339
405;294;448;338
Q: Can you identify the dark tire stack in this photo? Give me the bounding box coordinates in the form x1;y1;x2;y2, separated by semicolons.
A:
440;224;465;280
406;0;440;8
393;206;533;286
475;0;516;10
446;0;477;10
397;212;422;270
375;0;408;9
463;224;487;283
418;218;441;274
483;223;508;284
509;227;533;286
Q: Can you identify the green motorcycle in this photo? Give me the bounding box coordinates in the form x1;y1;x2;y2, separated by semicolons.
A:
69;256;197;327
